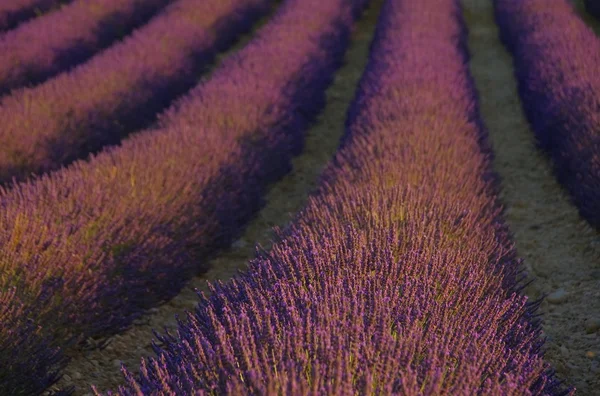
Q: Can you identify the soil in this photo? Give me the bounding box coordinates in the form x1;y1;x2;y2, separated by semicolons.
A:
48;0;600;394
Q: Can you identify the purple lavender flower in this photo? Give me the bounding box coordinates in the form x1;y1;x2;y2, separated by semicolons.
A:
100;0;571;394
0;0;363;393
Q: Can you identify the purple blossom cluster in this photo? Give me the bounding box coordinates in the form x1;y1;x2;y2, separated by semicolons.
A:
0;288;64;395
0;0;364;393
0;0;173;97
0;0;270;185
494;0;600;229
585;0;600;19
99;0;572;394
0;0;65;32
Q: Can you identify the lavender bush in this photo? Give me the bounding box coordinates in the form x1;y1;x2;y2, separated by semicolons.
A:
0;288;65;395
0;0;172;96
0;0;365;393
495;0;600;230
0;0;270;185
0;0;66;32
101;0;573;394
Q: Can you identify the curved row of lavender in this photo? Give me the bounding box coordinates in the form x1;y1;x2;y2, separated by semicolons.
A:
99;0;572;394
0;0;270;186
585;0;600;19
494;0;600;229
0;0;366;393
0;0;66;32
0;0;173;97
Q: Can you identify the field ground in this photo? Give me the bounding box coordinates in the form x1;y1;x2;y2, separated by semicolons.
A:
47;0;600;394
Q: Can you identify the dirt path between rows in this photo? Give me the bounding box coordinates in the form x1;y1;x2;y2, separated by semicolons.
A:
51;0;384;394
462;0;600;394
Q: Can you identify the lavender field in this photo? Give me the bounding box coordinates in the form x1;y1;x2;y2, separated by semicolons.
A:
0;0;598;395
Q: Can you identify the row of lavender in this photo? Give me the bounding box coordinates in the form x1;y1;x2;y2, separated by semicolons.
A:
494;0;600;230
1;0;270;391
0;0;268;185
0;0;366;393
0;0;173;97
0;0;64;32
98;0;569;394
